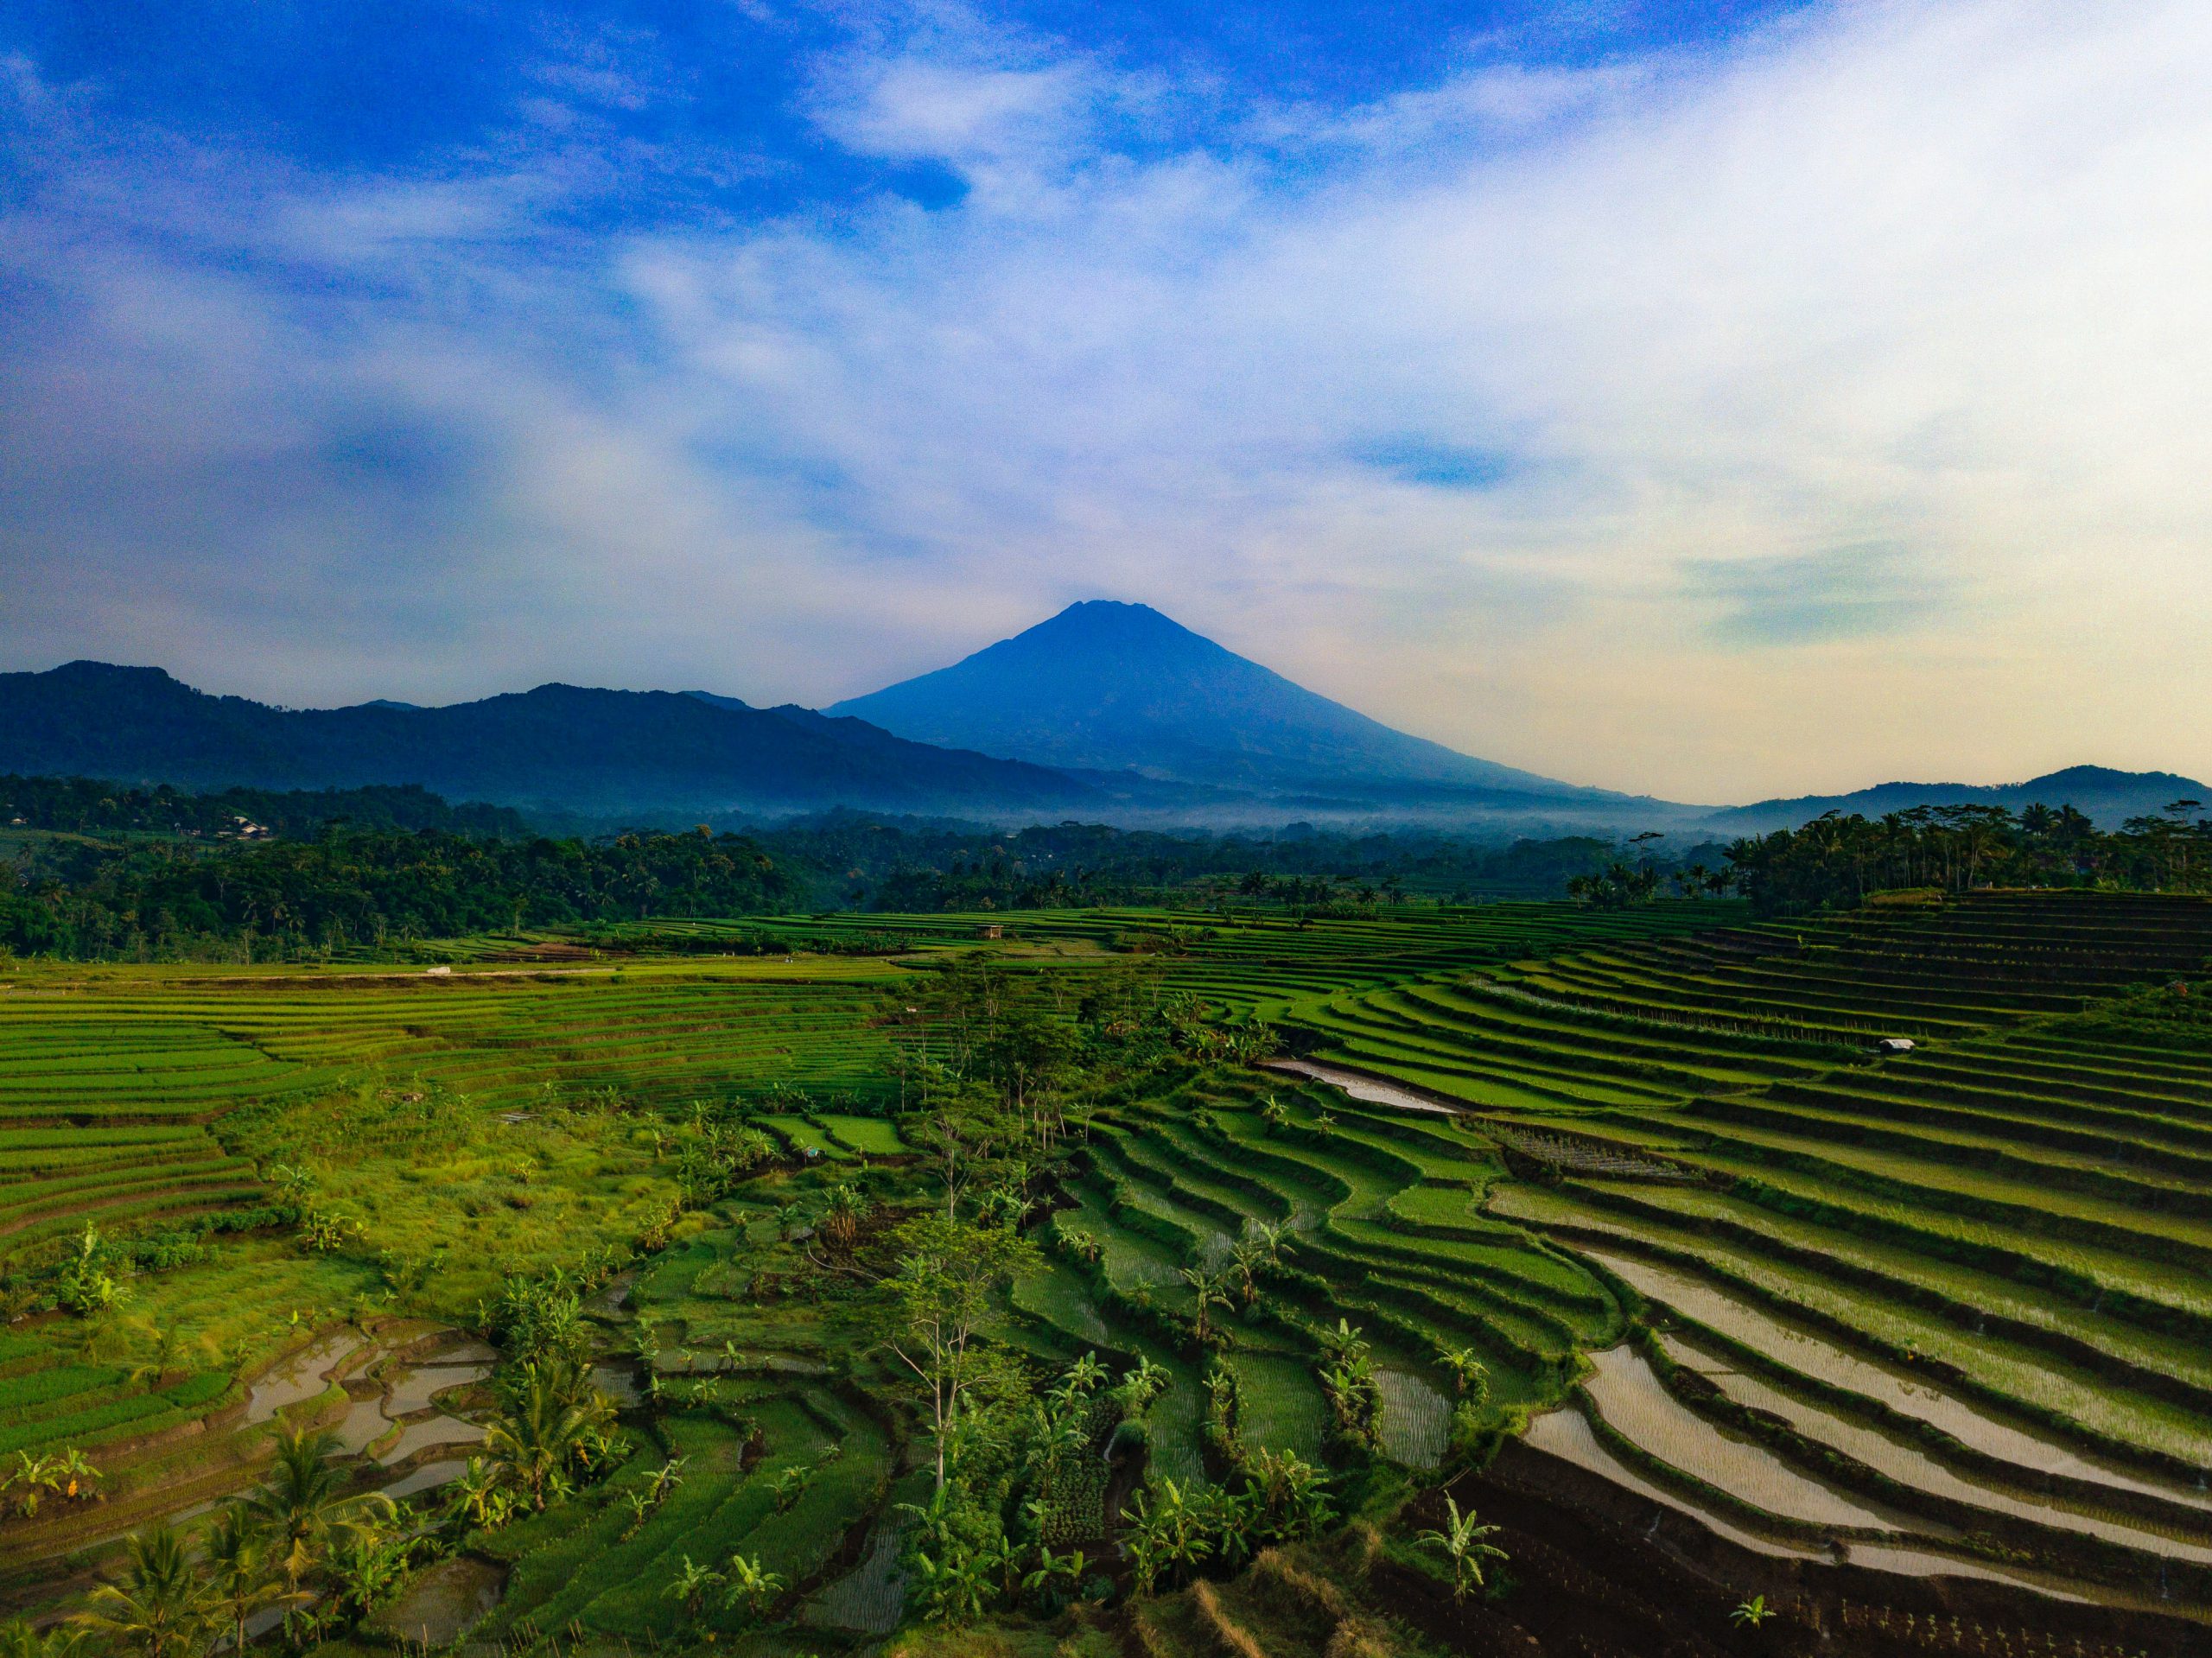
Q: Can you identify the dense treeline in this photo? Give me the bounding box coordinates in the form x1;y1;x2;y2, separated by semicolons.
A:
1724;799;2212;912
778;815;1719;910
46;772;2204;956
0;825;797;959
0;774;526;839
1;778;1749;959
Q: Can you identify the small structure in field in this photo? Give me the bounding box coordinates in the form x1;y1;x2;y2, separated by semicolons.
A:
1873;1036;1915;1054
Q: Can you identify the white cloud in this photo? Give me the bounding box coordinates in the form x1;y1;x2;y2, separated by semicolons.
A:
3;0;2209;801
615;0;2212;796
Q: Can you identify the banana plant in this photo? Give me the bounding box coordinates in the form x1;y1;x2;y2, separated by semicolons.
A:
721;1553;786;1627
1414;1496;1509;1601
661;1555;725;1622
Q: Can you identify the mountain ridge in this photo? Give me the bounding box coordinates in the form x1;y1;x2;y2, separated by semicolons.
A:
1713;764;2209;833
3;638;2200;835
0;660;1103;818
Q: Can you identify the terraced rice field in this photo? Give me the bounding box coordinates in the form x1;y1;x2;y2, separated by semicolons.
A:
1284;891;2212;1611
0;956;918;1585
9;890;2211;1633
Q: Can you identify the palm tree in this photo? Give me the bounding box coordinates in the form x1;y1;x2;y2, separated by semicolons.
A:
442;1457;512;1533
202;1506;289;1656
123;1321;207;1391
0;1619;86;1658
819;1184;868;1254
482;1358;616;1510
74;1524;213;1658
325;1515;411;1617
245;1424;394;1590
1414;1496;1508;1601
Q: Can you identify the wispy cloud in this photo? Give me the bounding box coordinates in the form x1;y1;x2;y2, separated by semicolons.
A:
1684;543;1949;647
1;1;2208;799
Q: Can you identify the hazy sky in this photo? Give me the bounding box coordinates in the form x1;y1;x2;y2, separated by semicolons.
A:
3;1;2207;803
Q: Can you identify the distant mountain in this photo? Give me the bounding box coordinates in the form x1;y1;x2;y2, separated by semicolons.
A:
829;600;1618;804
0;662;1103;819
1710;765;2211;834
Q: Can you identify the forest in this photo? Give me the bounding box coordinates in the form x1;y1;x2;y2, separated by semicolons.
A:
9;771;2212;963
1723;798;2212;911
0;777;1717;962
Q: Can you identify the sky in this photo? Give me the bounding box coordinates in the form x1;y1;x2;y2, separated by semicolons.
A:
2;0;2208;804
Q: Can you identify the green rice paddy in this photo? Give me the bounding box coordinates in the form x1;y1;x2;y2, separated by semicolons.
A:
5;890;2212;1633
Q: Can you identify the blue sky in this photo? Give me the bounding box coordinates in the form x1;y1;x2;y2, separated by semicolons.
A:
3;2;2207;798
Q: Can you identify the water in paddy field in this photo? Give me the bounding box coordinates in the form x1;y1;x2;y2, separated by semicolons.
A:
589;1361;642;1404
382;1457;474;1501
1521;1403;1819;1559
382;1357;492;1417
807;1516;911;1635
1374;1367;1451;1469
1659;1331;2212;1566
1580;1345;1898;1531
365;1555;506;1647
1588;1247;2212;1513
245;1331;364;1420
1263;1059;1459;1115
376;1412;487;1466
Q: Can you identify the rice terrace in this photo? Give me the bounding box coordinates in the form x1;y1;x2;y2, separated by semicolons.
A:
5;857;2212;1658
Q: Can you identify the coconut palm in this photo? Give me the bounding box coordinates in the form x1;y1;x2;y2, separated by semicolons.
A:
0;1618;86;1658
201;1506;290;1656
73;1524;213;1658
1414;1496;1508;1601
481;1357;616;1510
442;1457;513;1533
244;1424;395;1590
